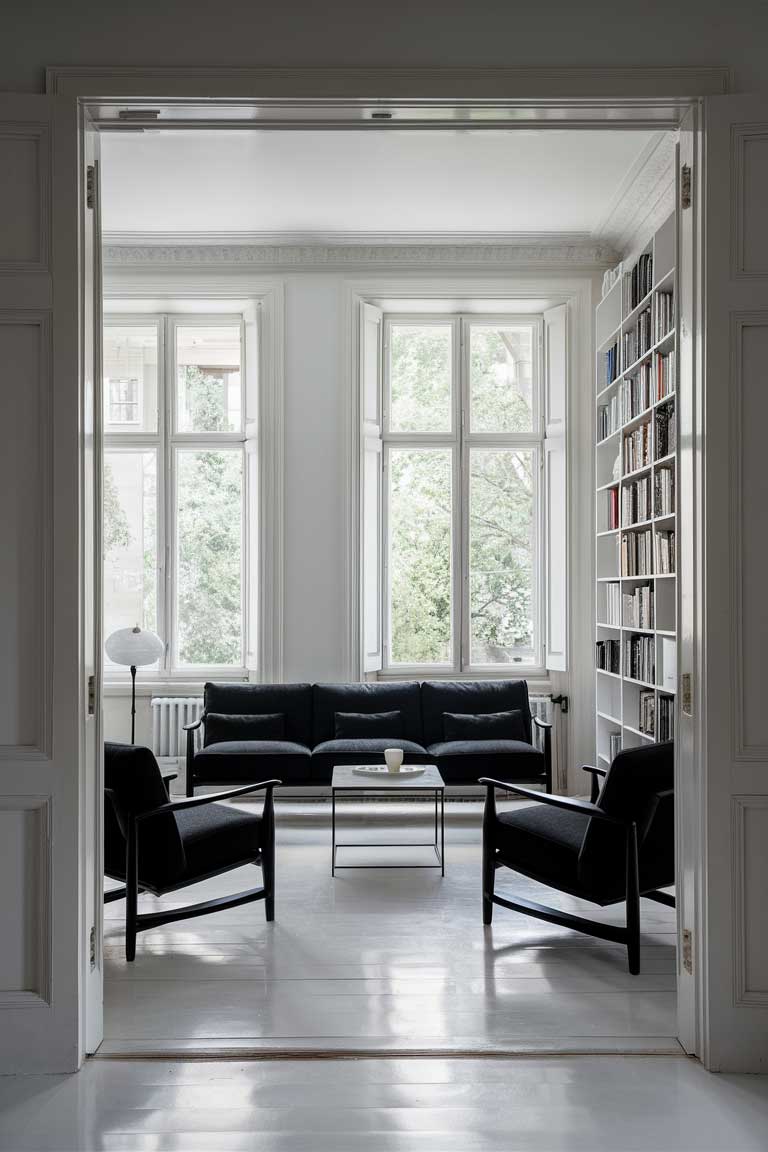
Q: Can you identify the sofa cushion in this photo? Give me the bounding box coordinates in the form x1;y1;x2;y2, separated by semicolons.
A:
334;710;404;739
205;712;285;744
494;804;589;889
427;739;544;784
313;682;423;744
176;803;262;883
442;709;527;742
311;737;429;782
193;740;310;784
421;680;532;746
203;682;313;747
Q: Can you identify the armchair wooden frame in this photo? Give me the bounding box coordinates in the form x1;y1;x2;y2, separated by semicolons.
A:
105;778;279;962
480;765;675;974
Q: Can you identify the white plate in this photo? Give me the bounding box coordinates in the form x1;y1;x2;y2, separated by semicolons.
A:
351;764;426;777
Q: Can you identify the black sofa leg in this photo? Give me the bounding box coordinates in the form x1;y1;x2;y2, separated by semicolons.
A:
482;784;496;925
626;822;640;975
261;786;276;922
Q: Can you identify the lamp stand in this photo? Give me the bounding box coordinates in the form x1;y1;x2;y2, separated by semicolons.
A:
130;665;137;744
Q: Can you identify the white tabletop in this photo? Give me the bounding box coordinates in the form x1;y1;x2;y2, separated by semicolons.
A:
331;764;444;790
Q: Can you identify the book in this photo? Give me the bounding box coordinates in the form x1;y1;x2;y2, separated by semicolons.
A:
639;689;656;736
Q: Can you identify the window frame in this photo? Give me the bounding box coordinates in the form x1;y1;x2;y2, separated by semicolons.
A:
381;311;544;676
103;312;249;681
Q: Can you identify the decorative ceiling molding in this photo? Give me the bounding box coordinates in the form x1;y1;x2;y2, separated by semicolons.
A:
104;229;596;248
103;238;618;271
594;131;677;256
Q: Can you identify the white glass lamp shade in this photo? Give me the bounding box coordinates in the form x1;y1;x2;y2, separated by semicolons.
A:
105;626;164;668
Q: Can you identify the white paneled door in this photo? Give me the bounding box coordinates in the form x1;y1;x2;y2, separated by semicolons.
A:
0;95;96;1072
690;95;768;1071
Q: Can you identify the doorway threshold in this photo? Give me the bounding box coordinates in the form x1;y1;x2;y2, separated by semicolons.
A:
95;1035;683;1059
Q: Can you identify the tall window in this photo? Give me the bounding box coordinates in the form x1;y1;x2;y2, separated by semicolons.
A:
103;316;246;675
383;315;542;672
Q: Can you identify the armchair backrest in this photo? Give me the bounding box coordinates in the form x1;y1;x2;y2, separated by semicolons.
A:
578;741;674;894
104;742;185;881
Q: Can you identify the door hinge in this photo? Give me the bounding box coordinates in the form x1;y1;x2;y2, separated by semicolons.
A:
680;164;692;211
86;164;96;210
87;674;96;715
681;672;693;717
89;926;96;969
682;928;693;975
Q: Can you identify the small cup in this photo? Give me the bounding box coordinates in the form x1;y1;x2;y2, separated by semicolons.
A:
384;748;404;773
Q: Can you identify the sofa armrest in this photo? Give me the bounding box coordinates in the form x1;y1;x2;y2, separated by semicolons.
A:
532;716;552;791
184;715;204;797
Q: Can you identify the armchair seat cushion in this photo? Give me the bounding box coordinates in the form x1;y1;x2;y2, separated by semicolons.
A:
427;739;545;784
494;803;590;889
176;803;262;883
311;737;429;782
192;740;311;784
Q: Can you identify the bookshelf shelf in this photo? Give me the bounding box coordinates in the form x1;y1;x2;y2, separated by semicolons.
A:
595;212;678;756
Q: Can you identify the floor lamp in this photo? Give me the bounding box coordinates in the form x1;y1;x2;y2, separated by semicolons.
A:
105;626;164;744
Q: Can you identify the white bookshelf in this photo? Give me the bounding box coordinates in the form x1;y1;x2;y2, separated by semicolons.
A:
594;214;677;767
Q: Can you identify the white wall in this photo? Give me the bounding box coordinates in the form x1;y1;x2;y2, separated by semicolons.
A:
1;0;767;95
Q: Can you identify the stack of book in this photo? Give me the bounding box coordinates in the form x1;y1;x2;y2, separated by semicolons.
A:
622;308;652;369
655;349;675;400
623;421;651;473
604;342;619;388
655;400;677;458
596;638;621;674
624;634;656;683
621;528;654;576
622;251;653;313
655;529;676;574
657;694;675;741
652;290;674;342
622;476;652;525
607;486;619;530
639;689;656;736
654;466;675;517
605;581;621;625
622;583;654;629
620;365;652;420
597;396;622;440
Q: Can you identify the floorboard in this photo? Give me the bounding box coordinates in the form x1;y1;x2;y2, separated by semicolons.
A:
103;800;678;1056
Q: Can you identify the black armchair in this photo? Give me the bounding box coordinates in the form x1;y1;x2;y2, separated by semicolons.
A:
104;742;280;961
480;740;675;974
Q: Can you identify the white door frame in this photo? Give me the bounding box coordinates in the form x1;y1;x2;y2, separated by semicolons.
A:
47;68;720;1067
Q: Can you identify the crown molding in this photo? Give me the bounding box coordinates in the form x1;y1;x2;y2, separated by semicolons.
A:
594;131;677;256
103;229;595;248
103;238;618;271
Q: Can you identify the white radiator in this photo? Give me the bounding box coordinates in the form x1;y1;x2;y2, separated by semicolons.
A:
151;696;204;761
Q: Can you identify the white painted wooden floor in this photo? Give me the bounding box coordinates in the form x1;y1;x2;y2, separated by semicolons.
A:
103;800;678;1056
2;1056;768;1151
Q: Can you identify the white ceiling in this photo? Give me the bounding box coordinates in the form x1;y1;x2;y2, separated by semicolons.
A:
100;129;660;239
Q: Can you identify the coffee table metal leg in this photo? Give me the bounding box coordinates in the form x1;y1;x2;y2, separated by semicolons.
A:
441;788;445;876
331;788;336;876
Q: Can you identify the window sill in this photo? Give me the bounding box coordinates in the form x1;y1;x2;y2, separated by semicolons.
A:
103;673;249;698
376;669;552;691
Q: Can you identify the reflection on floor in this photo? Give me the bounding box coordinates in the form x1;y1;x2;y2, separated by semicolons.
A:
103;800;678;1056
3;1056;768;1151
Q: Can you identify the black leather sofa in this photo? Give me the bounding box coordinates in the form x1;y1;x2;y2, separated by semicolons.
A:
185;680;551;794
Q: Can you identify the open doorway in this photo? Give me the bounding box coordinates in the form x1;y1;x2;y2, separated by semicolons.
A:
97;120;680;1056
